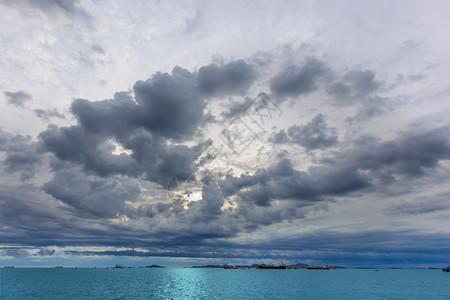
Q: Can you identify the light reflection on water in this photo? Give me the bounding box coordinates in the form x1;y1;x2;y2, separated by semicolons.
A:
1;268;448;299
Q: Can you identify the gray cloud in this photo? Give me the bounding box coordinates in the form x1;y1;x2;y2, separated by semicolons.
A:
326;69;393;122
0;184;82;246
346;96;389;122
1;248;31;258
197;60;256;97
384;193;450;216
221;97;254;119
224;125;450;209
270;130;289;144
125;130;208;184
4;90;32;107
220;158;366;208
34;108;66;120
91;44;106;55
0;130;41;181
327;70;381;105
39;124;204;185
1;0;91;20
269;57;328;98
270;114;338;151
65;68;206;143
4;226;447;268
37;248;56;256
253;228;450;267
337;126;450;177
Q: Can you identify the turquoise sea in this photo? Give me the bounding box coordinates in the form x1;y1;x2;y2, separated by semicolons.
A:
1;268;448;299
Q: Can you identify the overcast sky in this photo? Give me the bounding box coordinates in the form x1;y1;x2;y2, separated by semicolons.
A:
1;0;450;268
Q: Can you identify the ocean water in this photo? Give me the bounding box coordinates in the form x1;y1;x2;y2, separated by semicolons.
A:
1;268;448;299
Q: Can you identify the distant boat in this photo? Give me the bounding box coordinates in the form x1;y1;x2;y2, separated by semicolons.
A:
307;265;331;270
257;261;286;269
224;266;238;269
443;265;450;272
55;266;63;268
4;266;14;268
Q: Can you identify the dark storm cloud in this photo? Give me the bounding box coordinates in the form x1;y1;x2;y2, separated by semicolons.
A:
69;68;204;141
4;90;32;107
220;157;367;207
185;184;225;223
42;168;142;218
125;129;207;184
197;60;256;97
38;124;136;178
38;61;259;185
0;177;237;248
39;61;257;184
270;114;338;151
0;130;41;180
133;67;204;139
339;125;450;177
0;180;181;248
269;57;328;97
0;184;83;246
40;67;210;184
70;91;137;138
39;125;203;184
34;108;66;120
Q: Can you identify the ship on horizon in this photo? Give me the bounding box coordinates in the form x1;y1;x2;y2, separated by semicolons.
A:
223;265;238;269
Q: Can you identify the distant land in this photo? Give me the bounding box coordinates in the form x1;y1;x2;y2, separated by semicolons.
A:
191;265;224;268
108;264;165;269
190;263;334;268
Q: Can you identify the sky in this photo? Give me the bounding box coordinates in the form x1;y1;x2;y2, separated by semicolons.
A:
1;0;450;268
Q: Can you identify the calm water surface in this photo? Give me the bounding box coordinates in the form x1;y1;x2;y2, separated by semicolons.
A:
1;268;449;299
